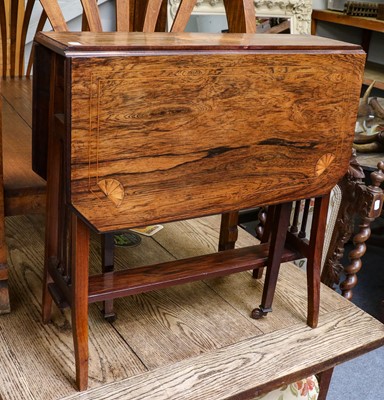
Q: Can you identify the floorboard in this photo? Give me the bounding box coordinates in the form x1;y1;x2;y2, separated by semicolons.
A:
1;214;383;400
1;100;44;190
1;78;33;127
61;306;384;400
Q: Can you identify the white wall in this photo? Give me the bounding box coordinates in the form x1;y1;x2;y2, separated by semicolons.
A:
26;0;115;72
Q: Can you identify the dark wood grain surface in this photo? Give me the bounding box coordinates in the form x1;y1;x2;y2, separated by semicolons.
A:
32;32;366;232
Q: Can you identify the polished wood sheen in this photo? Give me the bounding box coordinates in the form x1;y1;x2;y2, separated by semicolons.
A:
85;243;299;303
33;31;366;390
0;0;171;314
34;32;365;233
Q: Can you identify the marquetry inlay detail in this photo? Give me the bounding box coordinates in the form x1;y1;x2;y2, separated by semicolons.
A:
97;178;125;207
315;153;335;177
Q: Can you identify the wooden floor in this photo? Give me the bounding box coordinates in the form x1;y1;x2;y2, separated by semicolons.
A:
0;214;383;399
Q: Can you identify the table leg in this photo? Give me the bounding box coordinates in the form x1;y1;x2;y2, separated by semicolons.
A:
306;194;330;328
251;202;292;319
311;17;318;35
317;367;334;400
101;233;116;321
218;211;239;251
71;214;90;391
361;29;372;55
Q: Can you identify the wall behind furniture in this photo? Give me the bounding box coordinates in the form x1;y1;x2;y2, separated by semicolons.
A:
24;0;383;68
24;0;114;73
313;0;384;66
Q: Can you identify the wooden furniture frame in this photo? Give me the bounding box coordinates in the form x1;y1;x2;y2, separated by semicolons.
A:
0;0;226;314
32;31;364;390
0;81;7;313
0;0;48;313
0;0;261;316
253;151;384;300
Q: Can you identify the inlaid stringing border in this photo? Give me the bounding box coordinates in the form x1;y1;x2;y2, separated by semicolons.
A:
81;56;350;207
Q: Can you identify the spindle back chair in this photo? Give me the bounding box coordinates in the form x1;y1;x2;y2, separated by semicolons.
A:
0;0;259;324
0;0;256;313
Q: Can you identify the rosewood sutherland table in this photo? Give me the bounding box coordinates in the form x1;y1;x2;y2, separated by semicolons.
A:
32;32;365;390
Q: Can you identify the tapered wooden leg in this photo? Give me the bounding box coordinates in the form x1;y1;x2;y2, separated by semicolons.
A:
42;267;54;323
0;88;10;314
71;214;90;391
219;212;239;251
252;202;292;319
101;233;116;321
317;367;334;400
0;206;10;314
306;194;330;328
0;264;10;314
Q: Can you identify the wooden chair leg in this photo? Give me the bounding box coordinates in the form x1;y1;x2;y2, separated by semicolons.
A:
253;205;276;279
306;194;330;328
101;232;116;321
251;202;292;319
42;261;54;323
0;196;10;314
339;217;370;300
71;214;90;391
218;212;239;251
0;259;10;314
317;367;334;400
0;89;10;314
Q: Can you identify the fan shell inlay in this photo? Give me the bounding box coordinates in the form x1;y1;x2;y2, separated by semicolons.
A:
315;153;335;177
97;179;125;207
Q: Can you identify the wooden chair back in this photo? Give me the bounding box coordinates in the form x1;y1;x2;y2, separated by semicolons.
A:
0;80;8;314
0;0;256;312
1;0;256;78
0;0;147;77
1;0;48;77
